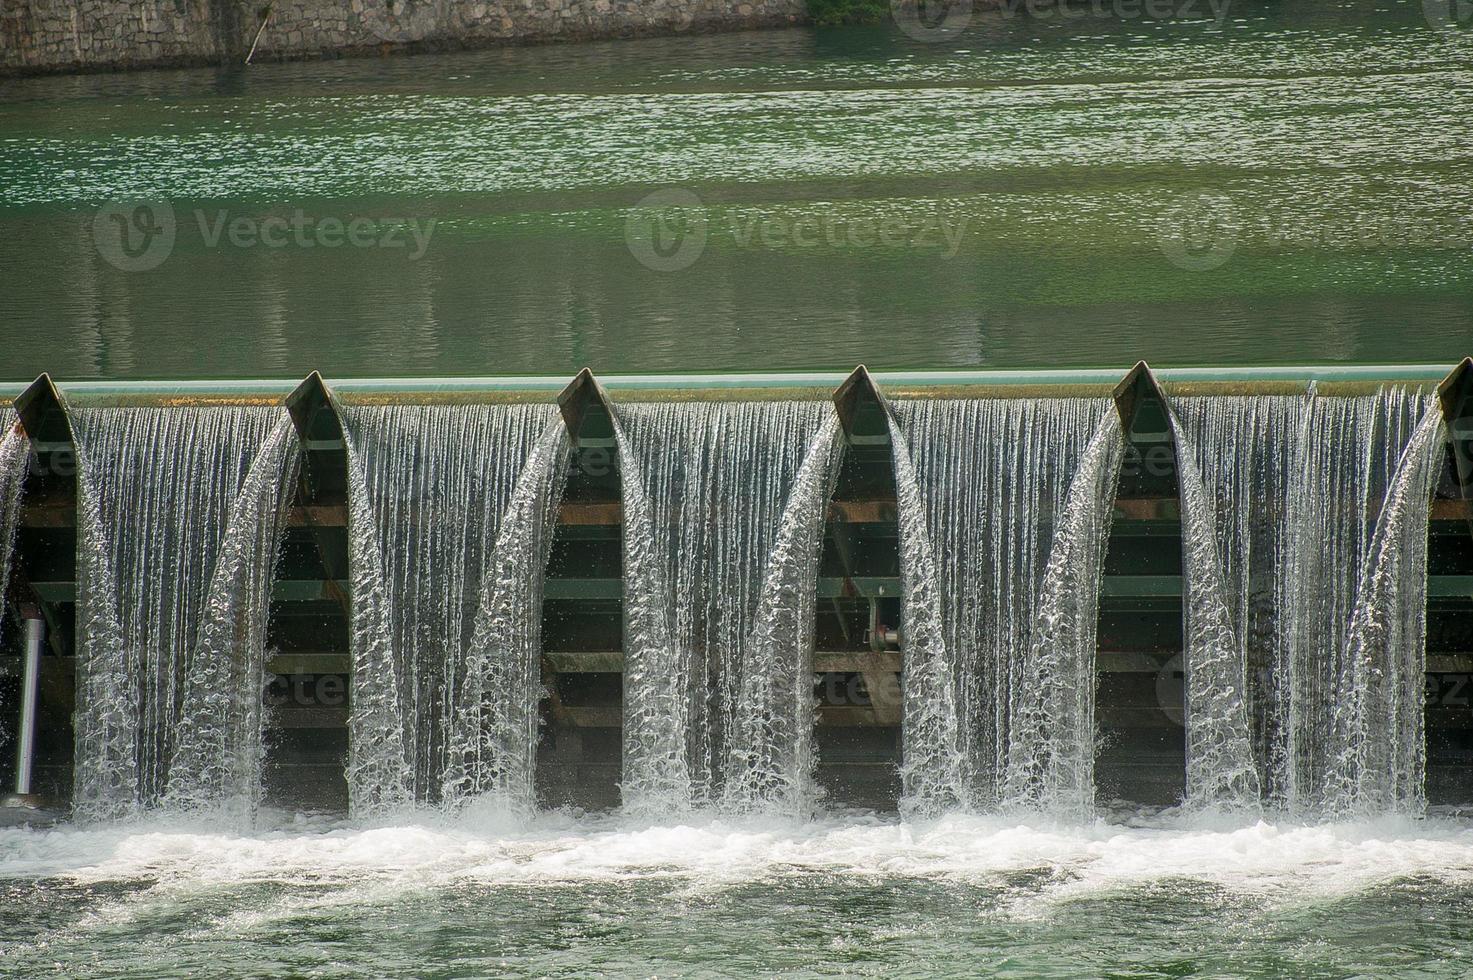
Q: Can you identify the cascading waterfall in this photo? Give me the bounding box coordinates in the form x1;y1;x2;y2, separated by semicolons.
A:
1175;389;1441;817
443;419;569;811
338;418;412;815
165;417;302;815
886;406;964;815
615;402;828;814
338;404;562;815
71;406;292;822
609;410;684;813
0;411;29;619
0;412;25;764
1001;411;1123;817
1331;403;1444;816
895;399;1109;816
1169;401;1272;811
1281;389;1434;816
30;378;1452;826
724;413;845;815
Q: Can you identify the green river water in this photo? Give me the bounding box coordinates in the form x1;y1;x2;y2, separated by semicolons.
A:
0;1;1469;380
2;3;1473;977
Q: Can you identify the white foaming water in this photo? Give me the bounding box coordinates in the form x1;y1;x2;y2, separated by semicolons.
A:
4;812;1473;913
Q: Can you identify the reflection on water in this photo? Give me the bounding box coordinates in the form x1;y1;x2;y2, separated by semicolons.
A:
0;2;1469;379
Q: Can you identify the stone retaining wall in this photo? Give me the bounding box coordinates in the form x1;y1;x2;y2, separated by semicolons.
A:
0;0;809;74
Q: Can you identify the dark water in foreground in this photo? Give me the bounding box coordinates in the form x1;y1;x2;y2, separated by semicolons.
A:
1;2;1470;380
3;812;1473;977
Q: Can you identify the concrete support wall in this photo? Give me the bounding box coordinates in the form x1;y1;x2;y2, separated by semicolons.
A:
0;0;808;75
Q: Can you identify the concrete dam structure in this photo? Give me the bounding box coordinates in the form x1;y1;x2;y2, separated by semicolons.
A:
2;360;1472;824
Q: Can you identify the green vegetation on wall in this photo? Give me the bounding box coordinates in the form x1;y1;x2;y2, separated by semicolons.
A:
806;0;890;26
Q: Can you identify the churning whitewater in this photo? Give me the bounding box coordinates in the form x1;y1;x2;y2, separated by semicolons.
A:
5;810;1473;901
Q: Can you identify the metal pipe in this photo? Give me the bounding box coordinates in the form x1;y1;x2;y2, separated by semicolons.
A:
317;363;1458;390
0;363;1459;404
13;616;43;797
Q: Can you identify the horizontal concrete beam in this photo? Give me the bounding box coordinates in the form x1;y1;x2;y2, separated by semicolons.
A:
5;364;1461;405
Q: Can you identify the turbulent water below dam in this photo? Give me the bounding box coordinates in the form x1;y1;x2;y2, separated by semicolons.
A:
4;809;1473;977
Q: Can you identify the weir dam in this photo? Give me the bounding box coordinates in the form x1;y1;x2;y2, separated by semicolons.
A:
2;360;1472;823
